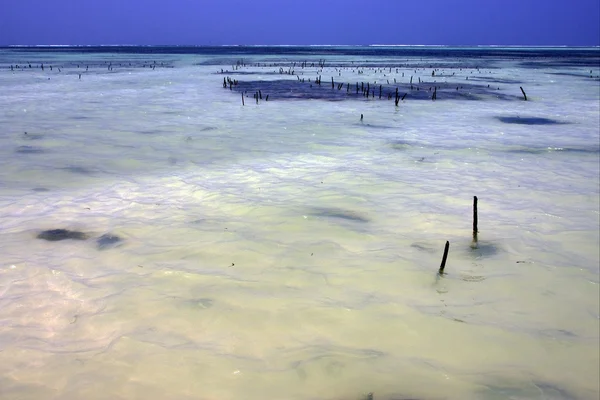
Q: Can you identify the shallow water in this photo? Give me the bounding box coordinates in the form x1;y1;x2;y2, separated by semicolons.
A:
0;46;599;400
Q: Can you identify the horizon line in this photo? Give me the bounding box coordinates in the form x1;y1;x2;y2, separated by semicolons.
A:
2;44;599;48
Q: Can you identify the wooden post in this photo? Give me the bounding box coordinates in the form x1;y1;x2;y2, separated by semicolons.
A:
473;196;478;241
241;93;244;106
438;241;450;274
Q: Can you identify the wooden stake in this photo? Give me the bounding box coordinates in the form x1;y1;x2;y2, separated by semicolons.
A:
473;196;478;241
520;86;527;101
438;241;450;274
241;93;244;106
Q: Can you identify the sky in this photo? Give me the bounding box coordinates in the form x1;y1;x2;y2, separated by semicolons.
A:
1;0;599;46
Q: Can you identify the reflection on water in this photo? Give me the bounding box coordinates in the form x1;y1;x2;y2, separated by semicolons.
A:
0;46;599;400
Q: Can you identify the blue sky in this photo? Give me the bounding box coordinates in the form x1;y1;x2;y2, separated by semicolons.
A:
1;0;598;46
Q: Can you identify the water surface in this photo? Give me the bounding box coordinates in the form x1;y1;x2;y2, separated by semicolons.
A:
0;46;599;400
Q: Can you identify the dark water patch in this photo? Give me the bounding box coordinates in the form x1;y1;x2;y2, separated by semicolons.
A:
358;123;396;130
130;327;195;349
389;140;415;151
96;234;123;250
520;58;600;69
9;45;598;61
61;165;95;175
309;207;370;223
466;76;523;84
502;146;600;155
32;60;177;70
137;129;164;135
547;71;600;78
37;229;89;241
183;298;214;310
469;240;500;257
481;380;580;400
410;242;439;253
15;145;44;154
70;115;90;120
537;328;577;339
496;116;568;125
200;126;218;131
459;273;486;282
21;132;44;140
32;187;50;192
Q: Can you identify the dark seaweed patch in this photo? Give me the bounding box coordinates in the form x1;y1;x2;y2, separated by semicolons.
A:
62;165;95;175
520;59;600;69
481;380;579;400
496;116;567;125
359;123;396;130
465;76;523;84
137;130;163;135
185;298;214;309
37;229;89;241
215;70;286;75
538;329;577;339
547;71;599;78
96;234;123;250
410;242;438;253
503;146;599;155
32;187;50;192
389;140;415;151
232;79;521;102
22;132;44;140
16;145;44;154
309;207;369;223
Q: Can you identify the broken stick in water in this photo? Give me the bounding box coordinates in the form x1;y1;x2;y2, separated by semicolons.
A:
520;86;527;101
438;241;450;274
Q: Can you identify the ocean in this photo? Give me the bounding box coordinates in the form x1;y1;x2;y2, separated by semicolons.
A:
0;46;599;400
